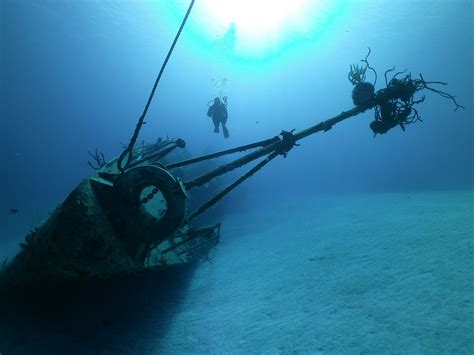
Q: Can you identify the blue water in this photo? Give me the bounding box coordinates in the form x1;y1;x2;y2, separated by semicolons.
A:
1;0;473;353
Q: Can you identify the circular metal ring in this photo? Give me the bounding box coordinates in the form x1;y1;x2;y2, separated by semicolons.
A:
113;165;187;244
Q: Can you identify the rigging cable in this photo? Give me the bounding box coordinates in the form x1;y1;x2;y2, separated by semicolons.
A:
117;0;196;173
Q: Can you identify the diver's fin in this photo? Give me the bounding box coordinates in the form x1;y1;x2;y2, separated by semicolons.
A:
223;126;229;139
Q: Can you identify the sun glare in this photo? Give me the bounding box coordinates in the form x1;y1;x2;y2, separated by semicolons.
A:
193;0;334;56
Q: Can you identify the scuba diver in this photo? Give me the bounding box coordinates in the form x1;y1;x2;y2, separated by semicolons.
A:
207;96;229;139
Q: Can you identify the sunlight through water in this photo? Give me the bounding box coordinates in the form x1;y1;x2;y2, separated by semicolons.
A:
195;0;336;56
161;0;350;62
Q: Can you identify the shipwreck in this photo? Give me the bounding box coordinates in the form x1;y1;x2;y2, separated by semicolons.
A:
0;1;462;293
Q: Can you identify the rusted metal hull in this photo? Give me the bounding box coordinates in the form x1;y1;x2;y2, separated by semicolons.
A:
0;140;220;289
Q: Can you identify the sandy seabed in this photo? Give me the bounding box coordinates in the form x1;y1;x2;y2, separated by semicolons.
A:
1;189;473;354
156;190;473;354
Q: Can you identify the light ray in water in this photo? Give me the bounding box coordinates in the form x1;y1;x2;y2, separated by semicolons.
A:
160;0;352;62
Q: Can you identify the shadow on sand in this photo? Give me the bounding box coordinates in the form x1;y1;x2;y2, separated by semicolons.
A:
0;263;199;354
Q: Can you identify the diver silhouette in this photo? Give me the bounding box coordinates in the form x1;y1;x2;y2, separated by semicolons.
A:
207;96;229;139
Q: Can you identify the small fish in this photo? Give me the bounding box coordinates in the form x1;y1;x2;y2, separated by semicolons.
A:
10;208;18;214
256;121;259;124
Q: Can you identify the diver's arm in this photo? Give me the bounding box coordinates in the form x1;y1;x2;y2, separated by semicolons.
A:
207;106;214;117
